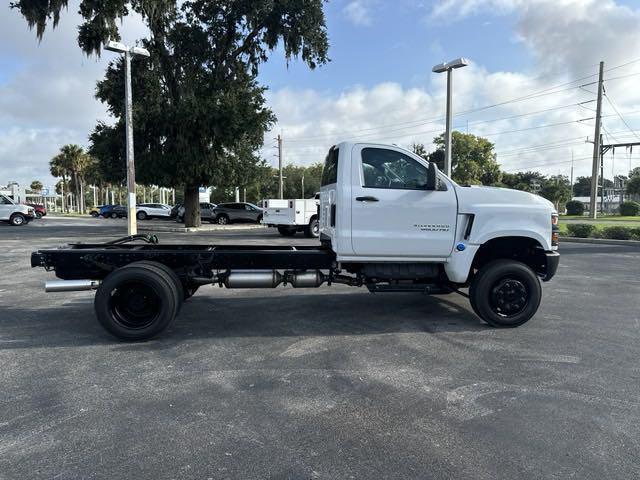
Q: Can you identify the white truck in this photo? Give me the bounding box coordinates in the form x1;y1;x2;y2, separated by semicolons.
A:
32;141;559;341
262;195;320;238
0;193;35;226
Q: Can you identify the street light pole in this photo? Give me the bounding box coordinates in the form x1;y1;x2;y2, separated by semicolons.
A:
432;58;469;178
444;69;454;178
104;41;150;236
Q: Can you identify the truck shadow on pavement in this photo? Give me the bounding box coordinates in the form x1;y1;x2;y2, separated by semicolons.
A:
0;291;485;349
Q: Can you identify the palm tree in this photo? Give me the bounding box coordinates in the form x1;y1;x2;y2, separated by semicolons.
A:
50;145;92;213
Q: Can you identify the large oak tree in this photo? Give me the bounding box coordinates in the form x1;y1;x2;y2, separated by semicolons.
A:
12;0;329;226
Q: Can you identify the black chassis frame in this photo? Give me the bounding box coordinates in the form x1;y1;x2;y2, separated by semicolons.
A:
31;243;337;284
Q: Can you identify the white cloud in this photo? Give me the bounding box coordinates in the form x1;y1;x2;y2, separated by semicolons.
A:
259;0;640;180
265;59;640;180
343;1;373;26
0;3;147;189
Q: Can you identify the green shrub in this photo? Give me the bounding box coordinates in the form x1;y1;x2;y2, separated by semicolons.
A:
601;226;632;240
619;201;640;216
565;200;585;216
566;223;596;238
630;227;640;241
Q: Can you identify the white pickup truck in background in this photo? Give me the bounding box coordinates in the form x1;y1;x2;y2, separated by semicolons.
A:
262;194;320;238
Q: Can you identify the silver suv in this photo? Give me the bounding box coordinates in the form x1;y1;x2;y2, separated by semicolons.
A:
0;194;35;226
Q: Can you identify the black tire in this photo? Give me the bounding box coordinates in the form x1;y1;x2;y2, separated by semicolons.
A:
91;212;99;218
110;212;118;219
133;261;185;306
257;214;263;223
9;214;27;226
304;218;320;238
94;263;180;341
278;226;296;237
217;215;229;225
35;212;43;219
469;259;542;328
137;211;147;221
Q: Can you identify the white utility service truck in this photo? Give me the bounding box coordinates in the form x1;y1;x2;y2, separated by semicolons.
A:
262;195;320;238
32;141;559;341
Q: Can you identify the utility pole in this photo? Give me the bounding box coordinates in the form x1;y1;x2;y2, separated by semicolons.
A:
600;134;605;214
301;174;305;199
570;151;574;199
589;61;604;219
277;134;284;199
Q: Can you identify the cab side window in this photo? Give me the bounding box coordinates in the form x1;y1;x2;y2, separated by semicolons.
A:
361;148;429;190
0;195;12;205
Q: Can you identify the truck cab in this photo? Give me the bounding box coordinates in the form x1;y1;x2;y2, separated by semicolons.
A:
320;142;558;309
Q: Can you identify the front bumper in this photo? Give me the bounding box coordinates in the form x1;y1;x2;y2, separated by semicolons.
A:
543;251;560;281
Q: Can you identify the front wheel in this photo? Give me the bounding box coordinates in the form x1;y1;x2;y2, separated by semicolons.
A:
304;218;320;238
216;215;229;225
137;211;147;221
9;214;27;226
469;260;542;328
110;212;118;219
35;212;43;219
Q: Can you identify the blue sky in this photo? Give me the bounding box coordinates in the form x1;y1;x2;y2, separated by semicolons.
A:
2;0;640;187
260;1;528;93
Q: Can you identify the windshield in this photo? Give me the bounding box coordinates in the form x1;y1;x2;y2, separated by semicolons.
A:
0;194;15;205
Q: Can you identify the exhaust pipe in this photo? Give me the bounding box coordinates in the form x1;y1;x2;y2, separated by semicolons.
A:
45;280;101;293
222;270;327;289
288;271;325;288
224;270;283;289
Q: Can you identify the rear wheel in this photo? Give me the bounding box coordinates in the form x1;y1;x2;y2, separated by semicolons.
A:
9;214;26;226
110;212;118;219
470;260;542;328
132;261;185;307
35;211;43;219
217;215;229;225
278;226;297;237
94;263;180;341
137;211;147;220
304;218;319;238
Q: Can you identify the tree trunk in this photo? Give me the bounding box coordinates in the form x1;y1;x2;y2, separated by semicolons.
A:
184;185;201;228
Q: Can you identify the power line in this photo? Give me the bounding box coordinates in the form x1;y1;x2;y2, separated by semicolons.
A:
287;74;599;143
287;102;585;147
604;92;640;141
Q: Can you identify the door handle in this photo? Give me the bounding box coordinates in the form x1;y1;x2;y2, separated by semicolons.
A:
355;196;379;202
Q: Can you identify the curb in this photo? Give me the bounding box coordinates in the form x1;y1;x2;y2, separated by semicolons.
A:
559;236;640;246
138;224;267;233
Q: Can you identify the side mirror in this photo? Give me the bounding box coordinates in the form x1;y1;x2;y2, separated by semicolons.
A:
426;162;439;191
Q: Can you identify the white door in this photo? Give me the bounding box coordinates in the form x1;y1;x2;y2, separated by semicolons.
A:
350;145;458;258
157;204;171;217
0;195;14;220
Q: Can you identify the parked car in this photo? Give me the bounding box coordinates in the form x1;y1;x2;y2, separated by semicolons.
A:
170;204;182;219
26;203;47;219
212;202;263;225
1;194;35;226
175;203;217;223
89;206;104;217
136;203;172;220
100;205;127;218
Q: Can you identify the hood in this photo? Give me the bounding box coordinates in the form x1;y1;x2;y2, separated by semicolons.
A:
455;185;555;212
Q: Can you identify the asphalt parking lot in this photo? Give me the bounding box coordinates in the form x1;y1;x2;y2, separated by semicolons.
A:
1;217;639;479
